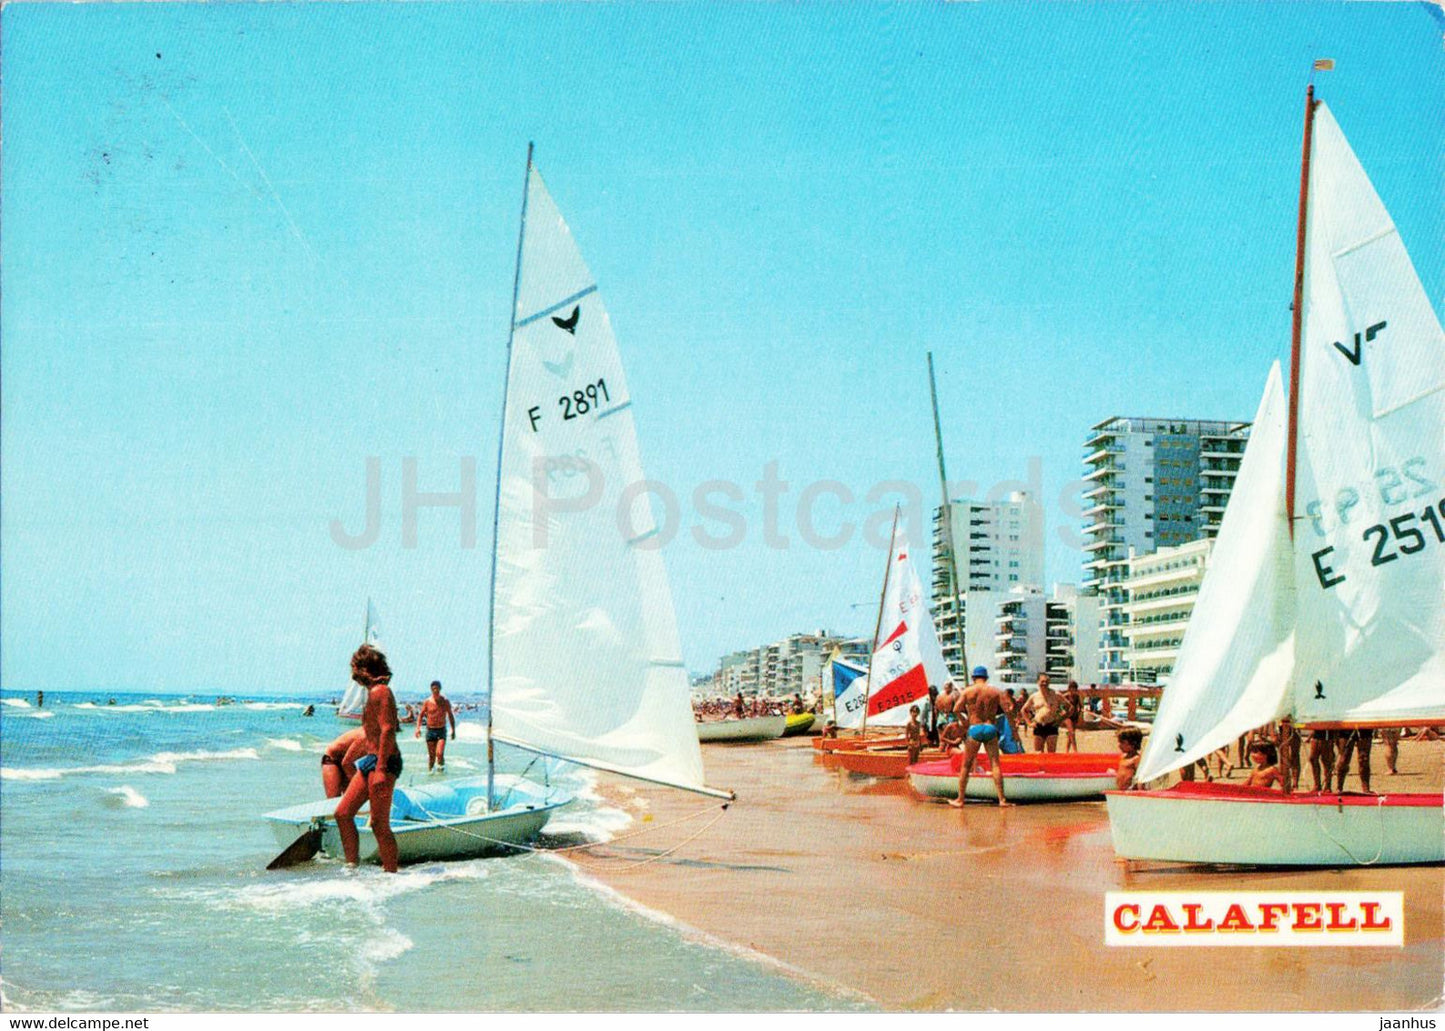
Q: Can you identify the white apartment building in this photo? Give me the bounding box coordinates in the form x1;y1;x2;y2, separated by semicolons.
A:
993;583;1103;686
1082;417;1248;683
710;630;856;698
932;491;1044;678
1122;537;1215;685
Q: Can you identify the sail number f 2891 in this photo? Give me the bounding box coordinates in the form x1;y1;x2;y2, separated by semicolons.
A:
527;378;610;432
1313;497;1445;590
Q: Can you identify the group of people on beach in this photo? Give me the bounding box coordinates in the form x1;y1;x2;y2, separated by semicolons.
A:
1174;720;1430;795
317;645;458;873
694;692;818;722
888;667;1432;807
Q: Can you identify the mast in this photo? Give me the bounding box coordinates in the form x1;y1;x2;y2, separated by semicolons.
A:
486;142;534;809
363;597;372;642
861;505;900;737
927;352;967;675
1285;85;1318;539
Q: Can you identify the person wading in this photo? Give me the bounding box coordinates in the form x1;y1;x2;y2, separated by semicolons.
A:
334;644;403;872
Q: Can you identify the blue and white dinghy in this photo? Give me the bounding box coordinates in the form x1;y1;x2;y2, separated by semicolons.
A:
265;148;732;866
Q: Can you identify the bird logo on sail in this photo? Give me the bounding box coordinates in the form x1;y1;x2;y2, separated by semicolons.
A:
552;305;581;334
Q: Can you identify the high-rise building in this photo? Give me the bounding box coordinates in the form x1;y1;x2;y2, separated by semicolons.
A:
1082;417;1248;683
931;491;1044;678
709;630;856;698
993;583;1102;686
1122;537;1215;685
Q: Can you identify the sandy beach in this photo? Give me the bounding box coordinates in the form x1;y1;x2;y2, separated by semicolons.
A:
575;731;1445;1011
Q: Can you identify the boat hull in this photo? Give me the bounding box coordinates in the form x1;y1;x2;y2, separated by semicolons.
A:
837;749;944;778
907;753;1120;802
782;713;816;737
264;776;570;865
696;715;787;743
1106;782;1445;866
813;733;907;752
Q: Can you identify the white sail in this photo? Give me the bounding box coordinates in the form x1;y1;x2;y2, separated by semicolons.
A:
1291;102;1445;725
865;523;953;726
364;599;382;648
489;164;711;794
1136;365;1295;783
338;600;382;719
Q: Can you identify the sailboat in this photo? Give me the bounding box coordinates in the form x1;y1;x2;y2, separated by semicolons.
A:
832;511;951;775
1106;88;1444;866
335;599;382;721
267;148;731;865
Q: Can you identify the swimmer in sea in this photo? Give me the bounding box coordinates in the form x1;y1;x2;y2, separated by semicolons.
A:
949;667;1013;808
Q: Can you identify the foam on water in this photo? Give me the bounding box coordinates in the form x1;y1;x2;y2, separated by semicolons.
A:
102;786;150;809
3;697;33;708
3;747;260;781
265;738;304;752
244;702;307;711
211;860;492;915
455;722;487;742
538;769;636;841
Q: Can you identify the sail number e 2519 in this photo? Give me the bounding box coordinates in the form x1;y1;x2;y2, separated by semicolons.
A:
1313;497;1445;590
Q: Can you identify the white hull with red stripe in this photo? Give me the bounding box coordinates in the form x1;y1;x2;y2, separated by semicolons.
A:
1107;783;1445;866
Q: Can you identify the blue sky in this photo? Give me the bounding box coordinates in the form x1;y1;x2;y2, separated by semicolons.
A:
3;2;1442;695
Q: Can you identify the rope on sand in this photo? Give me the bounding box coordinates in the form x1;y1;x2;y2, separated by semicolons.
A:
412;798;731;870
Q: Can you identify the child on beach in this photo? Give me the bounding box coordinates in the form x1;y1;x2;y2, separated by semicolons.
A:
906;706;923;764
1245;741;1285;791
1115;727;1143;790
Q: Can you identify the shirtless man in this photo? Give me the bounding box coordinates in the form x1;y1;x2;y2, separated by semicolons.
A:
1021;673;1065;753
948;667;1013;808
335;644;402;872
320;727;366;798
935;681;959;725
415;680;457;772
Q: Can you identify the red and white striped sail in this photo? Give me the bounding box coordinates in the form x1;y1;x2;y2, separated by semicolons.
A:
864;523;954;724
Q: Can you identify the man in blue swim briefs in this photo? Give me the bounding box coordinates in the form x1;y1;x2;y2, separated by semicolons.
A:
948;667;1013;808
334;644;403;872
415;680;457;772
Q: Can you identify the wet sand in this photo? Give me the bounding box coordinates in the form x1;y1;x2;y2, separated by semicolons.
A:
574;731;1444;1011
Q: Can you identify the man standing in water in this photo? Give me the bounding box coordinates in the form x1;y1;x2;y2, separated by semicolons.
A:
335;644;402;872
949;667;1013;808
415;680;457;772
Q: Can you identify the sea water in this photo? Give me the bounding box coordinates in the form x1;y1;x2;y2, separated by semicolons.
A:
0;690;866;1012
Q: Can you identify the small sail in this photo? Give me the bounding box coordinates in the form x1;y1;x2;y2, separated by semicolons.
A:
337;600;383;720
1292;103;1445;724
364;600;382;648
865;523;952;725
1136;365;1295;783
827;654;870;730
490;164;710;794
